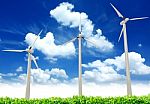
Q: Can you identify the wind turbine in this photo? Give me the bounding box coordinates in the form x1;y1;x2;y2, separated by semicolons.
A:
61;14;95;96
110;3;148;96
2;30;43;99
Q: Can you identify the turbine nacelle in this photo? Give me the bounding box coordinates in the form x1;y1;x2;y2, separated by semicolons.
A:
77;33;84;39
27;46;34;53
120;18;129;25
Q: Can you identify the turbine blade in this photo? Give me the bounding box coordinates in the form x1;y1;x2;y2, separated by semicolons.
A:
118;26;125;42
130;17;149;21
79;13;82;33
30;29;43;49
110;3;124;18
61;38;77;46
83;38;99;49
31;54;39;69
2;50;26;52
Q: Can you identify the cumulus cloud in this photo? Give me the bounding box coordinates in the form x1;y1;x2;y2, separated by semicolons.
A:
82;51;150;85
82;60;125;83
49;68;68;79
25;32;76;59
18;68;68;84
104;52;150;75
50;2;114;52
85;29;114;52
50;2;93;37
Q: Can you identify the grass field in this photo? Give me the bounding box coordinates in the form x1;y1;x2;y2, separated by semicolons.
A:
0;96;150;104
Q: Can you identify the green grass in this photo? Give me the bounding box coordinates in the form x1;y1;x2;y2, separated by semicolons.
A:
0;96;150;104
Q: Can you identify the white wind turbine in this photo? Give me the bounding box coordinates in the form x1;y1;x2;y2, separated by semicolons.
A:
2;30;43;99
111;3;148;96
61;14;96;96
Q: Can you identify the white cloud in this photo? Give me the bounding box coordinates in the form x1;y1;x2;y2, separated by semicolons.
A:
16;66;23;72
30;68;51;84
0;73;17;77
25;32;76;59
18;74;26;82
50;2;114;52
104;52;150;75
18;68;68;84
50;2;93;37
50;68;68;79
0;82;150;98
86;29;114;52
82;52;150;84
82;60;125;83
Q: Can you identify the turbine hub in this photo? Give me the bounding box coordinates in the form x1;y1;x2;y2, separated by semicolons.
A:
120;18;129;25
27;49;34;53
125;18;129;22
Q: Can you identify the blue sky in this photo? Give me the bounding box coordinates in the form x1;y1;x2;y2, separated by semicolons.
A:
0;0;150;98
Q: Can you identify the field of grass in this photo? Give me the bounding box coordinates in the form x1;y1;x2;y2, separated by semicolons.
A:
0;96;150;104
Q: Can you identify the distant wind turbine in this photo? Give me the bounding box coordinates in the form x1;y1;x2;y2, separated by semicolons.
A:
110;3;148;96
2;29;43;99
61;14;97;96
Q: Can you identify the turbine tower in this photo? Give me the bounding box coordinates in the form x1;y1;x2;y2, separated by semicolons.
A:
111;3;148;96
78;14;82;96
61;14;96;96
2;30;43;99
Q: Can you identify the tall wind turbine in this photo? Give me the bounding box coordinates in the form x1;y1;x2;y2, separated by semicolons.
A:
2;30;43;99
111;3;148;96
61;14;95;96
